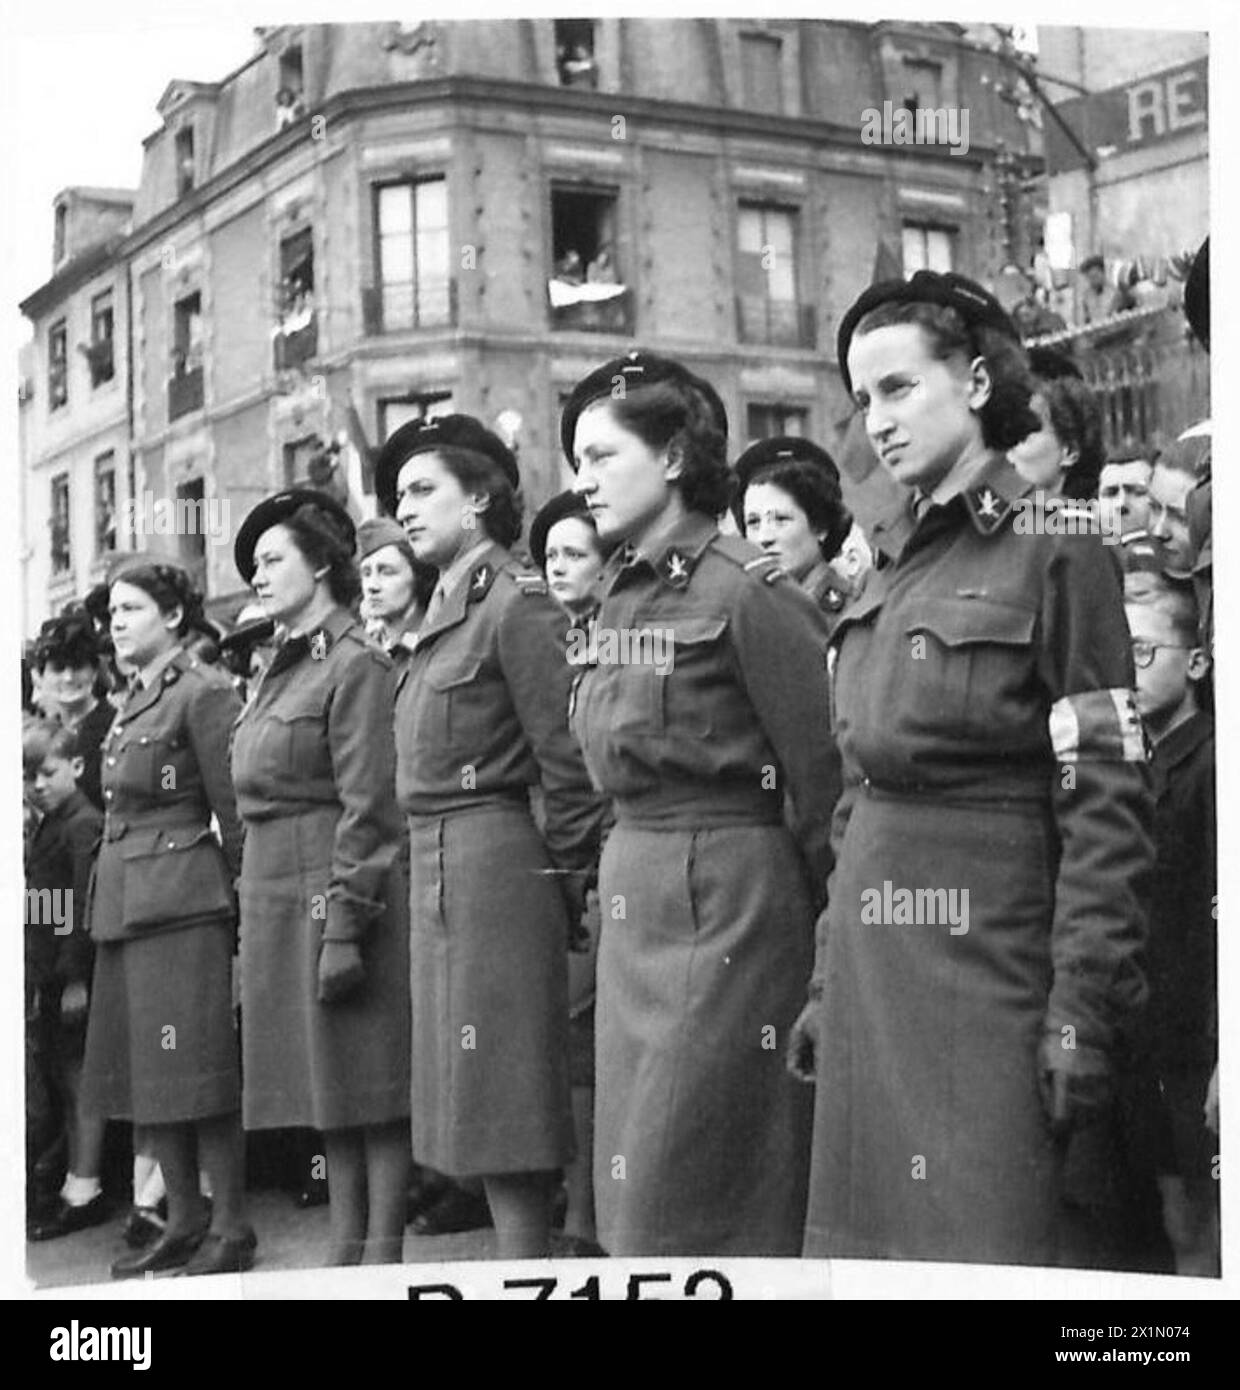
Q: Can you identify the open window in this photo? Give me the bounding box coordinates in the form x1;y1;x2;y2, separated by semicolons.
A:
175;126;196;197
48;320;68;411
377;390;454;446
277;44;307;128
169;292;204;419
275;227;317;368
50;473;71;575
94;451;117;556
85;289;115;387
549;186;628;332
554;20;598;89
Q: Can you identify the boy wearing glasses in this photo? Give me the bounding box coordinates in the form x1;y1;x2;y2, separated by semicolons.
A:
1125;565;1217;1275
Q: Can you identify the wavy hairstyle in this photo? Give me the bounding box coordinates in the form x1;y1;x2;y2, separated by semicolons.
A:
852;299;1040;451
279;501;362;608
597;375;734;518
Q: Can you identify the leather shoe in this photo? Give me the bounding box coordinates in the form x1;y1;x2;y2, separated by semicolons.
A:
111;1222;209;1279
411;1186;493;1236
178;1229;257;1277
28;1193;112;1242
122;1201;167;1249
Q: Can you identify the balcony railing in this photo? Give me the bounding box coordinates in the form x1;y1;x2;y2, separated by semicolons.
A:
1026;305;1210;455
736;296;816;349
549;282;632;335
362;278;456;335
168;366;205;420
274;314;319;371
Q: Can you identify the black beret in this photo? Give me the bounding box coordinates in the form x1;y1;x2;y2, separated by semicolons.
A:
106;550;195;587
528;489;594;571
373;413;519;517
836;270;1021;397
1079;254;1105;274
733;435;840;500
1185;236;1209;352
559;349;728;465
234;488;356;585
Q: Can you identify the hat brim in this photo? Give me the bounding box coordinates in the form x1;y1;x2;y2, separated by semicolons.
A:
234;488;355;585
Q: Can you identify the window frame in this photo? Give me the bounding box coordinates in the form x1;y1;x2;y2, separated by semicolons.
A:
48;319;69;411
901;221;957;277
739;31;785;114
50;472;71;575
94;450;118;557
369;175;453;334
735;200;811;348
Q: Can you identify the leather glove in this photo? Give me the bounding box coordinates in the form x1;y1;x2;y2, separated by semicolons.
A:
318;939;365;1004
1037;1033;1113;1140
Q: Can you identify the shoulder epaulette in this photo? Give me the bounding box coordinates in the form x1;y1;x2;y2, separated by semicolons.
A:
710;534;790;584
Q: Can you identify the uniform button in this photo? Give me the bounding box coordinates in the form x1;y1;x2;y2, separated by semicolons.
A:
104;788;114;800
106;756;117;767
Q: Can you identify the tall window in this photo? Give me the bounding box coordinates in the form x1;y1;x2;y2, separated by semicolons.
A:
902;223;955;276
53;203;67;264
277;45;306;127
275;227;317;367
746;402;808;445
373;178;451;331
48;320;69;411
169;292;204;419
50;474;71;574
94;451;117;555
737;203;809;347
175;479;207;575
175;125;196;197
549;186;627;333
740;33;783;114
554;20;598;88
89;289;115;386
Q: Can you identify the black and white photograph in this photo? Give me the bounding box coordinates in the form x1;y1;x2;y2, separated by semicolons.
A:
4;0;1234;1318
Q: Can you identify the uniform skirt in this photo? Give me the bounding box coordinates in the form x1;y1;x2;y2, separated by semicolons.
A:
804;788;1062;1266
594;821;814;1257
239;809;410;1132
407;801;574;1176
80;918;239;1125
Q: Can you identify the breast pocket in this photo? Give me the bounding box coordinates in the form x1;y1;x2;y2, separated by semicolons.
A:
266;689;332;777
656;614;731;738
424;651;491;750
113;731;187;797
905;597;1036;737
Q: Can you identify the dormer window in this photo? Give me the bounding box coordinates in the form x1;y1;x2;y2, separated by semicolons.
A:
901;58;943;114
175;125;195;197
555;20;598;89
277;44;307;128
53;203;67;264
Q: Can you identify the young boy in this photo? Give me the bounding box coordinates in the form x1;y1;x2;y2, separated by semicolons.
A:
1124;570;1218;1275
24;721;109;1240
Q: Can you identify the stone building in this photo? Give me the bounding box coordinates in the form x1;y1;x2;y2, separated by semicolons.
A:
21;18;1036;629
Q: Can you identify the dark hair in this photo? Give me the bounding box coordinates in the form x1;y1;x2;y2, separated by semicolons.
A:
1105;445;1153;468
740;459;853;564
34;610;99;673
1080;255;1105;275
1040;377;1105;500
279;502;362;608
593;376;734;517
852;300;1040;451
430;445;524;548
109;564;206;640
1124;571;1200;645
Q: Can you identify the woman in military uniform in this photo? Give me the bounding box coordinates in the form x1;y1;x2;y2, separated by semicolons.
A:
563;351;841;1256
80;556;253;1278
529;489;608;1255
733;435;857;635
375;416;605;1259
788;271;1155;1267
231;490;410;1266
357;516;434;655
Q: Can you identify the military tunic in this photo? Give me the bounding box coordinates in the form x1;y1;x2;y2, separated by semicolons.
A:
394;541;605;1176
804;454;1155;1266
80;647;243;1124
231;607;410;1132
570;511;841;1256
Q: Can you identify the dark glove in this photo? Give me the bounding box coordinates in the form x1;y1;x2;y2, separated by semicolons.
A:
1037;1033;1113;1140
318;939;365;1004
